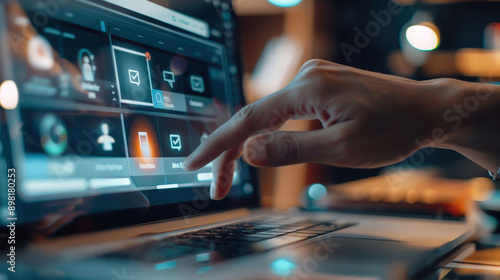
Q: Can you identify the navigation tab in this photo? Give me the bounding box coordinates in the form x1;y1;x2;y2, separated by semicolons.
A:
104;0;210;38
186;96;215;116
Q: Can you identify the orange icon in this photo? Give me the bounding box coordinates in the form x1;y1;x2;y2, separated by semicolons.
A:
145;52;151;61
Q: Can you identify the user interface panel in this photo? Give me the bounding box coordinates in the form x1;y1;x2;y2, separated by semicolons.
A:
0;0;256;228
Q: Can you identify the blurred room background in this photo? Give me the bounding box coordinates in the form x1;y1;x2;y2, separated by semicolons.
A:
231;0;500;215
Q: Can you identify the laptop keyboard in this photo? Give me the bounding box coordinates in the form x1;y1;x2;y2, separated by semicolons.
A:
105;216;356;262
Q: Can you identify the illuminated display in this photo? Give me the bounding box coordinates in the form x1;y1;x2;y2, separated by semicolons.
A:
0;0;255;228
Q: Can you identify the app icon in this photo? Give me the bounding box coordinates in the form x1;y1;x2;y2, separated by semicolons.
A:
138;131;149;150
39;114;68;156
97;123;115;151
190;75;205;93
163;71;175;88
78;48;96;82
128;69;141;86
27;35;54;71
114;47;153;104
169;134;182;151
155;91;163;105
125;115;163;175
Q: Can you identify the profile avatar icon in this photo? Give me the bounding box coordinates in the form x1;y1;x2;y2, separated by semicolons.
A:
78;48;97;82
82;55;94;81
97;123;115;152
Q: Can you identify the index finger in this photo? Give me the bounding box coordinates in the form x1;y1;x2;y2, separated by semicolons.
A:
183;90;297;171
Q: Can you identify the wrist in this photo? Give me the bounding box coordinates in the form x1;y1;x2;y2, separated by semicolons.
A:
423;78;500;171
411;78;461;150
427;78;473;149
438;79;500;147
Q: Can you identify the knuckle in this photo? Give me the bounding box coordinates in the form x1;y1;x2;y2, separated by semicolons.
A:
271;133;300;165
299;65;325;81
301;59;326;70
233;104;257;130
328;129;357;164
297;64;347;88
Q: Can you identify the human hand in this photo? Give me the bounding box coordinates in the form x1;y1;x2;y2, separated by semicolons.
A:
183;60;457;200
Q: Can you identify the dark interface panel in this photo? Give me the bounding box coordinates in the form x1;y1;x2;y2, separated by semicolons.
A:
2;0;252;206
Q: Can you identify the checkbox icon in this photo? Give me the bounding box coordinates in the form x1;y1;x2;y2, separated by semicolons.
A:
128;69;140;86
170;134;182;151
190;75;205;93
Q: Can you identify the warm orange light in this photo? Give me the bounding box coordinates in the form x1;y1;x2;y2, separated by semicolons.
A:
0;80;19;110
128;116;161;173
456;49;500;77
129;117;160;158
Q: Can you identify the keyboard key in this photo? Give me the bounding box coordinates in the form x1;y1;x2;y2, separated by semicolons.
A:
288;221;323;228
239;236;267;242
307;222;356;232
279;224;306;229
286;232;318;238
246;233;278;239
258;230;287;235
266;228;297;234
295;230;324;234
250;236;307;252
254;224;278;229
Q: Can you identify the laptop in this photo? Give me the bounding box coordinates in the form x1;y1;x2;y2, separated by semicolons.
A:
0;0;475;279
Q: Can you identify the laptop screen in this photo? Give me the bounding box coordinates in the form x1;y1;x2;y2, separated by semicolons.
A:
0;0;258;236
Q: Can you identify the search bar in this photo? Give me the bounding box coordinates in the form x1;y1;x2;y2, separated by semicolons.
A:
103;0;210;38
152;89;187;112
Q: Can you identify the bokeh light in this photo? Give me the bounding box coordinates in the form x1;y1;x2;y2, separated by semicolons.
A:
308;183;327;201
406;24;440;51
268;0;302;8
271;258;296;277
0;80;19;110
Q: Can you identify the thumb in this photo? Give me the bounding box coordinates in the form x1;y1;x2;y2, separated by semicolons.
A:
242;129;339;167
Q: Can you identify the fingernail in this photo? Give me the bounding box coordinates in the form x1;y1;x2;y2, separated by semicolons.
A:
246;146;268;166
210;181;217;200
